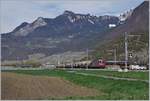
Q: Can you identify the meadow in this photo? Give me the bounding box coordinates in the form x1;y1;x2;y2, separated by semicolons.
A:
73;69;149;80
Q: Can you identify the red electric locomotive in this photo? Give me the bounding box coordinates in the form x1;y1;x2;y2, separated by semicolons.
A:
89;59;106;69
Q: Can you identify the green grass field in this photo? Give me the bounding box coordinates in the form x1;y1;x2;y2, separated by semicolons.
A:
4;69;149;100
74;70;149;80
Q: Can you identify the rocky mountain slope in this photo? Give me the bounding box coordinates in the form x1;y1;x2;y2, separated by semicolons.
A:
93;1;149;64
1;10;120;61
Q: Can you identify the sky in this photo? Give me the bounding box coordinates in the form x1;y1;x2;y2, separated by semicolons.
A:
0;0;144;33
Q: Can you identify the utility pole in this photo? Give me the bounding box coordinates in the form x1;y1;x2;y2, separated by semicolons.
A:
114;48;117;65
107;49;117;63
86;48;89;69
71;57;74;70
125;32;128;70
57;55;60;67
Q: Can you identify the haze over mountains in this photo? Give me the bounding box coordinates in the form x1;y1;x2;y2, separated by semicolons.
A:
1;1;149;64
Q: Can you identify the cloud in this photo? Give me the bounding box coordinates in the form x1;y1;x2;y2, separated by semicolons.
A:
0;0;144;33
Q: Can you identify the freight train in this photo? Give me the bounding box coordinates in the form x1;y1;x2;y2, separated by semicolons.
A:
57;59;106;69
57;58;132;69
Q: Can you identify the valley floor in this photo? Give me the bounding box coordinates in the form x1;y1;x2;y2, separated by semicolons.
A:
1;69;149;100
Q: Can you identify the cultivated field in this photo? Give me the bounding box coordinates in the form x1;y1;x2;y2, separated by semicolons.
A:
1;72;98;100
1;69;149;100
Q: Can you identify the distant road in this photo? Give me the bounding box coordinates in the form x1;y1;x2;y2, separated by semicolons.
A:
1;66;148;72
1;66;44;71
61;68;148;72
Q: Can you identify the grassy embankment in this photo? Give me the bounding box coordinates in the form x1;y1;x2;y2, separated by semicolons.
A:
5;69;149;100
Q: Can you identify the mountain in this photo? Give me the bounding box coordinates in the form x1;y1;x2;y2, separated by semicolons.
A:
109;1;148;38
7;10;119;37
1;10;120;61
2;1;148;65
93;1;149;64
119;9;133;22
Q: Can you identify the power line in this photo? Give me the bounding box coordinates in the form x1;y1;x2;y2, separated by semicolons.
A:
124;32;143;71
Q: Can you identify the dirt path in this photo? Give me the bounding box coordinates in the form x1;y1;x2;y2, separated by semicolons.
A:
71;72;149;83
1;72;98;100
